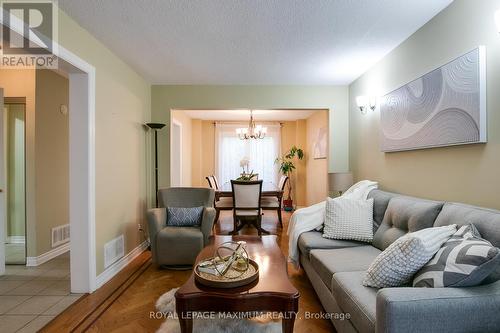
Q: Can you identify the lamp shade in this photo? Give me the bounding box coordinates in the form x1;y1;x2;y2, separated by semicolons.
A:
328;172;354;193
146;122;166;130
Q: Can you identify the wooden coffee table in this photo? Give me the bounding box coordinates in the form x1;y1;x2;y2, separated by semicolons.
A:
175;235;299;333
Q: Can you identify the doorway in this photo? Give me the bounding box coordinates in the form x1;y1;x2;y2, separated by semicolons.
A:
1;22;97;292
170;120;182;187
3;99;26;265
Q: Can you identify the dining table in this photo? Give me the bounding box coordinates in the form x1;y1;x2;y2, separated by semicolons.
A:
215;181;281;199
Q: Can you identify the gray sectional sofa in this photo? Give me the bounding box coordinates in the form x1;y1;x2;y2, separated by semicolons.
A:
299;189;500;333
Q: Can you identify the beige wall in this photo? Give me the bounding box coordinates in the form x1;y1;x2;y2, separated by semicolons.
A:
34;70;69;255
349;0;500;209
151;86;349;191
281;120;307;206
191;120;215;187
171;110;192;186
57;9;151;275
306;111;328;205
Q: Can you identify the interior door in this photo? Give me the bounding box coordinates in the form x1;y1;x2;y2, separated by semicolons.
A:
0;88;5;275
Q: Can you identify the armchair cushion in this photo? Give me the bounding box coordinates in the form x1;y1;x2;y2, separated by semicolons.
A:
156;227;204;266
167;206;203;227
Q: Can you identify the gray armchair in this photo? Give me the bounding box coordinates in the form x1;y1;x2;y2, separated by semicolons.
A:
147;187;215;267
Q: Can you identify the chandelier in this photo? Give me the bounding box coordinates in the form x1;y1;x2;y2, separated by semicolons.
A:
236;110;267;140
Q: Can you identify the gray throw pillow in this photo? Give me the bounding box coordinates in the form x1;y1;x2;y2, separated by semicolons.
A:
166;206;203;227
413;224;500;288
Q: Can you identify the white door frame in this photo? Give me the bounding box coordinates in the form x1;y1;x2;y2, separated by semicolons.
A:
170;119;183;187
1;20;97;292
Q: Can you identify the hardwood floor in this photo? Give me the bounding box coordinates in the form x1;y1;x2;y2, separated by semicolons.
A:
44;210;335;332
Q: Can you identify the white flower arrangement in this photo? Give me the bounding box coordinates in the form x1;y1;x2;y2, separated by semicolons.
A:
240;157;250;174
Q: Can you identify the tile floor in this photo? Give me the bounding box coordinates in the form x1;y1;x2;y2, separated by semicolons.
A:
0;252;83;332
5;243;26;265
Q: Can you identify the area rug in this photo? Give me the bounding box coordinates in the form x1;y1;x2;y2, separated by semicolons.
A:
155;288;281;333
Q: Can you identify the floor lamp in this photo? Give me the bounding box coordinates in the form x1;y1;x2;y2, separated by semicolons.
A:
146;123;166;207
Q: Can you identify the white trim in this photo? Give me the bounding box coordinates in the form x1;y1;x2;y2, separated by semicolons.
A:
95;241;148;289
6;236;25;244
26;243;70;266
170;119;183;186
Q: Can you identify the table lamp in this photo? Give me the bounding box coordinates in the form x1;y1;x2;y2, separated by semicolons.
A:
328;172;354;197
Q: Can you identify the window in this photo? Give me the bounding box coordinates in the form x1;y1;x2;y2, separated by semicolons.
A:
215;123;281;186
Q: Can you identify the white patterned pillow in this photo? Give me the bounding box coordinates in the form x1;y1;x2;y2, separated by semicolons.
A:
363;224;457;288
323;197;374;242
413;224;500;287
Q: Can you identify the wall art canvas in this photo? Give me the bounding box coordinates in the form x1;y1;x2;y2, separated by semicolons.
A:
380;47;486;152
313;126;327;159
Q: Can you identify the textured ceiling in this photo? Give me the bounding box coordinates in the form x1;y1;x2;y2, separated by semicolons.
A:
59;0;453;84
178;109;318;121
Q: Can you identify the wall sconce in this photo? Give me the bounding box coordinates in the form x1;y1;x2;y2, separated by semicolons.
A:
495;10;500;33
356;96;368;114
369;96;378;112
356;95;377;114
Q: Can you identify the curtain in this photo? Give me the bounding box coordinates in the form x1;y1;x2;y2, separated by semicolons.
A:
215;123;281;186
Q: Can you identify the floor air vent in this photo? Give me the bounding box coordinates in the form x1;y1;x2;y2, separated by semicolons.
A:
51;224;70;248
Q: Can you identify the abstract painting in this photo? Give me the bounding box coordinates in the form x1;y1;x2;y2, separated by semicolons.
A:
380;47;486;152
313;126;327;159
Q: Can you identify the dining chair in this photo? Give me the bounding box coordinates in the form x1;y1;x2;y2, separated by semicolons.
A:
212;175;221;189
206;175;233;224
261;175;288;228
231;180;268;235
205;175;217;190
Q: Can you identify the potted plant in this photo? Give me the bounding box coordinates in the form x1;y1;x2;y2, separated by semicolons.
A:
275;145;304;211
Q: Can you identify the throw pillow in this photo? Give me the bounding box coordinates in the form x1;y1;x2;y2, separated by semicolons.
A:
323;197;374;243
166;206;203;227
413;224;500;287
363;224;457;288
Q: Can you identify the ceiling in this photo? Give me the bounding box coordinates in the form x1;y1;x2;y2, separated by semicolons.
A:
178;109;319;121
59;0;453;85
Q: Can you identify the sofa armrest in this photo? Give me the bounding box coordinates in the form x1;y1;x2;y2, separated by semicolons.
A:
147;208;166;263
200;207;216;245
376;281;500;333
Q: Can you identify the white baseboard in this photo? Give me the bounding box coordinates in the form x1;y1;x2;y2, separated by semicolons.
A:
6;236;26;244
26;243;70;266
95;241;148;289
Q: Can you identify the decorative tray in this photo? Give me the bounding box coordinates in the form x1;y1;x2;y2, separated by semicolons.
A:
194;258;259;288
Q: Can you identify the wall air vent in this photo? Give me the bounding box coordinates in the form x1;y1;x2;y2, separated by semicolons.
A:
51;224;70;248
104;235;125;268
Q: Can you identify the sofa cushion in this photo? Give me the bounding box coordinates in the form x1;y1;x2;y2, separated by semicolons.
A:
368;189;398;232
156;227;204;265
310;246;381;290
434;202;500;248
331;271;377;333
298;231;365;259
373;196;444;250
